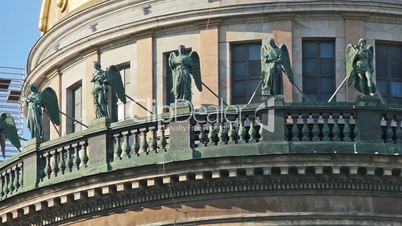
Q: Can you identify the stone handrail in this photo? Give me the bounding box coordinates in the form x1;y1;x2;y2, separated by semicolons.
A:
0;102;401;203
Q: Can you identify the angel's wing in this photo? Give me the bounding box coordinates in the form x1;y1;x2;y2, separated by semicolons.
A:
279;44;294;84
0;133;5;158
41;87;61;126
345;44;359;86
0;113;21;157
106;65;127;104
169;52;176;70
189;51;203;92
261;45;270;79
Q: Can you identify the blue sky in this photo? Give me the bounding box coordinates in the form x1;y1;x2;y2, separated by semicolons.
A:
0;2;41;140
0;2;41;68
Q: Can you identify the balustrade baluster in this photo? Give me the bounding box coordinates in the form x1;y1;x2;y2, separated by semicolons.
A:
160;125;167;152
386;114;394;143
332;113;340;141
396;117;402;144
291;113;300;141
80;141;89;167
140;128;149;154
8;170;14;193
301;113;310;141
114;133;123;160
4;172;9;195
248;117;258;143
51;150;59;177
208;123;218;145
14;166;20;190
151;127;158;153
75;143;82;170
67;145;74;172
218;122;228;145
0;175;4;198
238;117;247;144
343;113;352;142
228;122;238;144
198;123;208;146
18;164;23;188
132;129;140;156
45;152;52;178
312;113;320;141
121;131;132;158
59;148;66;174
322;113;330;141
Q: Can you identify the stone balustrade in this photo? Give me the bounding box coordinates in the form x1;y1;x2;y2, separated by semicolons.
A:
0;101;400;206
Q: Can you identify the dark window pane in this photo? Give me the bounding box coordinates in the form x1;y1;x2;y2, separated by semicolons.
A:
248;79;261;96
303;42;318;58
376;60;388;78
391;81;402;98
320;94;331;102
232;45;248;61
303;77;317;94
307;94;318;102
320;59;334;75
249;60;261;77
232;62;248;79
320;42;334;58
376;80;388;97
376;44;387;60
303;59;318;75
389;46;402;60
249;44;261;60
390;63;402;79
320;78;335;93
232;80;247;98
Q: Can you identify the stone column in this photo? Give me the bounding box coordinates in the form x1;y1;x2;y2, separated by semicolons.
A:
344;15;366;102
200;26;220;105
83;50;100;123
136;36;154;116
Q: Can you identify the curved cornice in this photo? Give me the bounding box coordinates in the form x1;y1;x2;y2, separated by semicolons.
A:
26;0;402;92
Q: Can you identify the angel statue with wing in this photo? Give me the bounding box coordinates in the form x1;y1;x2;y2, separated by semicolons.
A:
91;61;127;119
346;38;376;96
0;113;21;158
169;45;202;102
261;38;295;97
26;84;61;139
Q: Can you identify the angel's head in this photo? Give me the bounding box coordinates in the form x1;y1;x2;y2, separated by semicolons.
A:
177;45;186;55
29;84;38;93
94;61;101;70
358;39;367;48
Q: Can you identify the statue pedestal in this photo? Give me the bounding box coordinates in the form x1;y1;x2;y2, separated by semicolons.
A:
23;138;43;152
356;95;382;107
88;117;111;130
170;101;192;115
263;94;284;105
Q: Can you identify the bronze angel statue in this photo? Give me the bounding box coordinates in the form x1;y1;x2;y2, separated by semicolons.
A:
169;45;202;102
0;113;21;158
346;38;376;96
261;38;295;96
25;84;61;139
91;62;127;118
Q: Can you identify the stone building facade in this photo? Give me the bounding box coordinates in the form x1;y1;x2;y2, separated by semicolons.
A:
0;0;401;225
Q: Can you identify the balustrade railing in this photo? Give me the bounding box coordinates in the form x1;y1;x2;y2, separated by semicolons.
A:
0;102;400;203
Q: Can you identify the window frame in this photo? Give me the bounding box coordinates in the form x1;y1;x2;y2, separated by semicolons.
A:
230;41;262;105
302;38;336;102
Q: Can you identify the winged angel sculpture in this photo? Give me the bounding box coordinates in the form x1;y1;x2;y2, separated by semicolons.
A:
91;62;127;118
346;38;376;96
169;45;202;102
0;113;21;158
261;38;295;96
25;84;61;139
